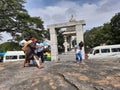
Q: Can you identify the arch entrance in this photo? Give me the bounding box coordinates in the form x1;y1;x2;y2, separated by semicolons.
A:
47;18;85;61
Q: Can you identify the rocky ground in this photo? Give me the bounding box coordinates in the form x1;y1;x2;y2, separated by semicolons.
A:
0;55;120;90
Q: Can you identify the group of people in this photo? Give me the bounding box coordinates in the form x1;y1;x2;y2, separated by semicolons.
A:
20;36;45;69
20;37;84;67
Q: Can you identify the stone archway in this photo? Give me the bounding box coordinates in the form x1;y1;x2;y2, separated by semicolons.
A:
47;19;85;61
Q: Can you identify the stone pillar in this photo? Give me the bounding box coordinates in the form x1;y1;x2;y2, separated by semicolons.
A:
68;36;71;50
49;27;58;61
76;24;84;44
75;24;85;59
63;36;68;53
70;36;73;49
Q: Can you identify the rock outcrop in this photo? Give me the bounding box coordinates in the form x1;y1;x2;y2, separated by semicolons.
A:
0;58;120;90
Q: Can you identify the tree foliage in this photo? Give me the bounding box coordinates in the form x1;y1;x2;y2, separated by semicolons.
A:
110;12;120;44
84;12;120;52
56;29;64;47
0;0;46;42
0;42;21;51
84;26;103;48
0;0;27;32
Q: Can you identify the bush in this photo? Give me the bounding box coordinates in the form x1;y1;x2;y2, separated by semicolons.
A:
0;42;22;52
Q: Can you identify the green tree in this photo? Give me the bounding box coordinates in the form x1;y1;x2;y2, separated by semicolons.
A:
84;26;103;48
0;0;27;32
101;23;111;44
0;42;21;51
0;0;46;42
0;33;2;40
110;12;120;44
84;12;120;52
56;29;64;47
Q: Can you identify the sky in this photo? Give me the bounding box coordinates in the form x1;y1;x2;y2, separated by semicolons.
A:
0;0;120;43
24;0;120;30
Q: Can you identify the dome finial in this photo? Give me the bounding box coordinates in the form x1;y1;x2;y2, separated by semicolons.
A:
69;15;76;22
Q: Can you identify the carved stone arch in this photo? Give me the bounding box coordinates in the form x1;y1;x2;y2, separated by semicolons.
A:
47;20;85;61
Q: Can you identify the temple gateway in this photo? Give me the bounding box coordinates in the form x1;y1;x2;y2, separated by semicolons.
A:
47;17;86;61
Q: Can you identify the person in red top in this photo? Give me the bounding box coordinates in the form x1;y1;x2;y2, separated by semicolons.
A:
22;36;43;69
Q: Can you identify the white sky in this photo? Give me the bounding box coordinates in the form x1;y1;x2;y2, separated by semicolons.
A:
24;0;120;30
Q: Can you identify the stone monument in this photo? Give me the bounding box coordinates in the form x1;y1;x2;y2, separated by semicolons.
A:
47;16;85;61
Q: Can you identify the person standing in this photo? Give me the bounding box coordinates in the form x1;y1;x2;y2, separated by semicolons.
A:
75;41;83;64
36;41;45;65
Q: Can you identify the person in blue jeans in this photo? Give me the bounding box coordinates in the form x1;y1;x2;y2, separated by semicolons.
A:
75;45;82;63
75;41;84;64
